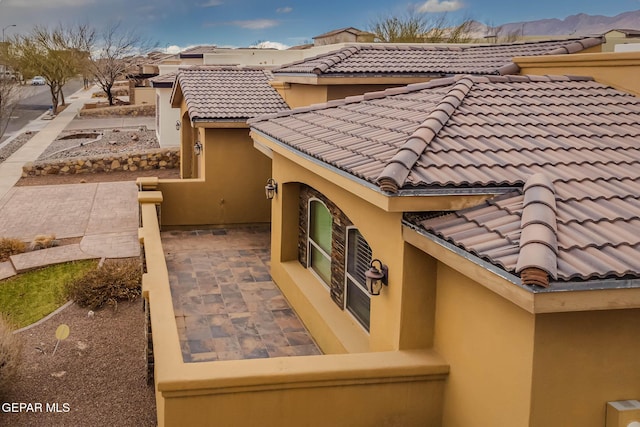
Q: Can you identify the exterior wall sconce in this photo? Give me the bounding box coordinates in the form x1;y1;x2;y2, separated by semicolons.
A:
193;141;202;156
175;120;181;131
265;178;278;200
365;259;388;295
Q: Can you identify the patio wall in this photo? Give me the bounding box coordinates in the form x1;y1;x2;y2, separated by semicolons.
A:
138;191;450;427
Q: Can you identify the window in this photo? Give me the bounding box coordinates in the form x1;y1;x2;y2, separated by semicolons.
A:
345;228;372;331
308;199;332;287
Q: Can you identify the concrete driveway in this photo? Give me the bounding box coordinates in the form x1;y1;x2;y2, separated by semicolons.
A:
0;181;139;277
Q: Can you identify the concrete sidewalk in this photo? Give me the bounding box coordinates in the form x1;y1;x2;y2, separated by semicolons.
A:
0;88;95;199
0;87;150;281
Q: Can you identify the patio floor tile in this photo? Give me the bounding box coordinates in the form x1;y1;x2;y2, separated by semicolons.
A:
162;226;321;362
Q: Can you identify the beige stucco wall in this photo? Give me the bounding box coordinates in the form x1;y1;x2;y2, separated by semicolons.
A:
158;127;271;226
133;87;156;105
155;87;180;148
516;51;640;96
267;151;437;354
272;81;427;109
529;309;640;427
139;194;450;427
433;263;535;427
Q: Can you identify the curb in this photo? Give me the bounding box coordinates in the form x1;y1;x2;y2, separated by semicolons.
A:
13;300;75;334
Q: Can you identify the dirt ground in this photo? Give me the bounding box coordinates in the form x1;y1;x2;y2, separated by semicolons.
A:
2;301;157;427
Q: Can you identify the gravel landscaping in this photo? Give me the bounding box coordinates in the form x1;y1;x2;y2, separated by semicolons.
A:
3;301;156;427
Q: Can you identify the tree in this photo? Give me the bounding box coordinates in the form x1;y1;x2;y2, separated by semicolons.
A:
368;8;474;43
0;77;20;140
89;23;156;106
7;25;94;114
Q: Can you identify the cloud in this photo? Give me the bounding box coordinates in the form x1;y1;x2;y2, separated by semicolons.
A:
250;40;290;50
417;0;464;13
230;19;279;30
4;0;95;6
200;0;222;6
276;6;293;14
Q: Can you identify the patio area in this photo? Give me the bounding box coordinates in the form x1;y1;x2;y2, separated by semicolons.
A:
161;226;321;362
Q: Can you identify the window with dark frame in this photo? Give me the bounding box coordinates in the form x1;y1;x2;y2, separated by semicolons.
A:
308;199;332;287
345;228;372;331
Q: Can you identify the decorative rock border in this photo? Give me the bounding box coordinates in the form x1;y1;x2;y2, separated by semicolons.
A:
22;148;180;176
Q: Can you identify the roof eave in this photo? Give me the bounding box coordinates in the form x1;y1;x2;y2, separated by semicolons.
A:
402;221;640;313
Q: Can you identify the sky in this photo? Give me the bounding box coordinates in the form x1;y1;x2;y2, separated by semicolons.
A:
0;0;639;51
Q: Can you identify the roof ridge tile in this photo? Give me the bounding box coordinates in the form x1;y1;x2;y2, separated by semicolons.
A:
516;173;558;286
376;77;475;193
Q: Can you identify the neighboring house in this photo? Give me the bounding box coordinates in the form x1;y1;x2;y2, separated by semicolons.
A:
149;43;366;147
248;73;640;427
149;72;179;148
603;28;640;51
312;27;376;46
270;37;603;107
156;66;289;226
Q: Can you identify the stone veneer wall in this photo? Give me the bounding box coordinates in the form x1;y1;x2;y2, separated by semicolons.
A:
79;104;155;117
22;149;180;176
298;185;353;309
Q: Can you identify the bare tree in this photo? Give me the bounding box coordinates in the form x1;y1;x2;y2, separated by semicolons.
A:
89;23;156;106
0;77;20;140
369;8;474;43
7;25;94;114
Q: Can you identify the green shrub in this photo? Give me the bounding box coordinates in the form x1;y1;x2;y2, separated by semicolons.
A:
0;238;26;262
0;315;21;396
66;259;142;310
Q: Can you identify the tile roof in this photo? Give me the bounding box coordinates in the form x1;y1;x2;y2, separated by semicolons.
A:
179;45;219;58
250;74;640;284
150;72;178;87
273;37;602;76
313;27;374;39
175;67;289;122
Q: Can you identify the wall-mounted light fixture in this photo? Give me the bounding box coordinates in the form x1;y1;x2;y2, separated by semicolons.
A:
175;120;181;131
365;259;388;295
194;141;202;156
265;178;278;200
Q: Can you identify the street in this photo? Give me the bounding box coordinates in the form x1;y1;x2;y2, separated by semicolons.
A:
1;78;85;143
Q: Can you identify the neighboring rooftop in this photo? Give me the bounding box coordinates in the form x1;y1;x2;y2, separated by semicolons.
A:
150;71;178;88
179;45;219;59
273;37;603;76
250;74;640;285
172;67;289;122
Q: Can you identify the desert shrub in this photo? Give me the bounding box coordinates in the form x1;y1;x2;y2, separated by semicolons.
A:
0;315;22;396
30;234;59;251
0;238;26;262
66;258;142;310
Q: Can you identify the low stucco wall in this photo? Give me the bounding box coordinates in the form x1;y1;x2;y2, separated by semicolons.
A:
138;191;449;427
22;149;179;176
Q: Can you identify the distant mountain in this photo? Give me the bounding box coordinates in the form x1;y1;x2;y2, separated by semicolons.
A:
471;10;640;38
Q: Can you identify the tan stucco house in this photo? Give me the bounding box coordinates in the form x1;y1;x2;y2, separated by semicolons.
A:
270;36;603;108
249;73;640;426
154;66;289;226
137;38;640;426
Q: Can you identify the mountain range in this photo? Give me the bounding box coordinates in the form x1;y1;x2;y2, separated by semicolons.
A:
472;9;640;37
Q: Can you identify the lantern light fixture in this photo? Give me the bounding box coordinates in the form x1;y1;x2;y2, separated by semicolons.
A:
365;259;388;295
194;141;202;156
175;120;181;131
265;178;278;200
